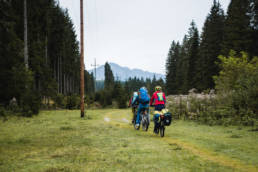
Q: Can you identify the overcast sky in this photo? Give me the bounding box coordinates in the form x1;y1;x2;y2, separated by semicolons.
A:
59;0;231;74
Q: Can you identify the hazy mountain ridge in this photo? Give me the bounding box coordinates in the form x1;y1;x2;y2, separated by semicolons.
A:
89;63;165;81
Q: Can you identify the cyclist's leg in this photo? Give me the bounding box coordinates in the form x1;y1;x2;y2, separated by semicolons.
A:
132;107;135;123
144;106;150;123
136;105;142;125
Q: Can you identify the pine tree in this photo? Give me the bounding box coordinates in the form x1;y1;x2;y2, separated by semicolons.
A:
199;0;225;90
222;0;251;55
104;62;115;89
166;41;175;94
166;41;180;94
187;21;200;91
177;35;189;94
249;0;258;56
0;0;94;112
113;81;127;108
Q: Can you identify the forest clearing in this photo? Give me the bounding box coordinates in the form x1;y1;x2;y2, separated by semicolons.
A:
1;0;258;171
0;109;257;172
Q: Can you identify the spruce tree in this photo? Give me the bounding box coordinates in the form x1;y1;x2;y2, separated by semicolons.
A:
222;0;251;55
166;41;181;94
0;0;95;112
178;35;189;94
187;21;200;91
249;0;258;56
166;41;176;94
199;0;225;90
104;62;115;89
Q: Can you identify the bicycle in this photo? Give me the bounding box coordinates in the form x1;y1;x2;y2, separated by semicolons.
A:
141;108;149;131
134;108;149;131
154;109;172;137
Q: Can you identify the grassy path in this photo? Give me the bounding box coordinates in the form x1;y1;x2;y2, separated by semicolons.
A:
105;110;258;172
0;109;257;172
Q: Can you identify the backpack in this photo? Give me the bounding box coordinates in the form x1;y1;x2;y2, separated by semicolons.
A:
139;88;150;104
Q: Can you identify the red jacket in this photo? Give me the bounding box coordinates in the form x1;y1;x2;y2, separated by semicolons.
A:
150;91;166;105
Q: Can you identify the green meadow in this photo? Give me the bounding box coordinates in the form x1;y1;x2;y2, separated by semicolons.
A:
0;109;257;172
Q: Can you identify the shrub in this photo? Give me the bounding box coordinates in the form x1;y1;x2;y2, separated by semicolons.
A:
20;91;41;117
66;95;80;109
98;90;113;107
213;51;258;124
0;106;6;118
53;94;66;108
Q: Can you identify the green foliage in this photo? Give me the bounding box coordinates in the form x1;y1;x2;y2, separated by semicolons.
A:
0;0;96;113
99;90;113;107
165;21;200;94
53;94;66;109
170;51;258;126
66;95;80;110
249;0;258;56
166;41;180;94
199;0;225;90
113;82;127;109
104;62;115;89
0;106;7;118
222;0;252;55
166;0;257;93
214;51;258;116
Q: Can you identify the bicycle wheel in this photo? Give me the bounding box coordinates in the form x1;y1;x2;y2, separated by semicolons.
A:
160;124;165;137
142;118;149;131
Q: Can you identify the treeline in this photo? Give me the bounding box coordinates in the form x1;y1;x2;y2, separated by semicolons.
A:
166;0;258;126
0;0;94;115
93;62;165;108
169;52;258;126
166;0;258;94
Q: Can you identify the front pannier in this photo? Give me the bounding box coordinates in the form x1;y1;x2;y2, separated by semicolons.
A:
164;112;172;126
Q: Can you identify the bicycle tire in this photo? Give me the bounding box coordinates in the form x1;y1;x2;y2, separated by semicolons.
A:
142;119;149;131
160;123;165;137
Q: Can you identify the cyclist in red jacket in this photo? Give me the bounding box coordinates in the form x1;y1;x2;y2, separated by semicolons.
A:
150;86;166;133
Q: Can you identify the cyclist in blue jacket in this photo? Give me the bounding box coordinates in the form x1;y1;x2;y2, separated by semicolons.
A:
132;87;150;129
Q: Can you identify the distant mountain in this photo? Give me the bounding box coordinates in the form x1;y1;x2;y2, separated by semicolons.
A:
88;63;165;81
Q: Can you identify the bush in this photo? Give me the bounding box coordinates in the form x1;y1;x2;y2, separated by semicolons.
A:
66;95;80;109
53;94;66;109
85;94;95;106
98;90;113;107
0;106;6;117
213;51;258;125
117;94;127;109
20;91;41;117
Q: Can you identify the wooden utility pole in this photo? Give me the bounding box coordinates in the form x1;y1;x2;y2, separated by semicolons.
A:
24;0;29;68
91;58;99;92
80;0;85;118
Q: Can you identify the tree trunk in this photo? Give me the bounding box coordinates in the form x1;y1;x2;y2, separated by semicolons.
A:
45;36;48;65
60;56;62;94
24;0;29;68
57;56;60;93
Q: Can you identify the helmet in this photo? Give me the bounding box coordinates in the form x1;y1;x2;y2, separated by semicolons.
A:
155;86;162;91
